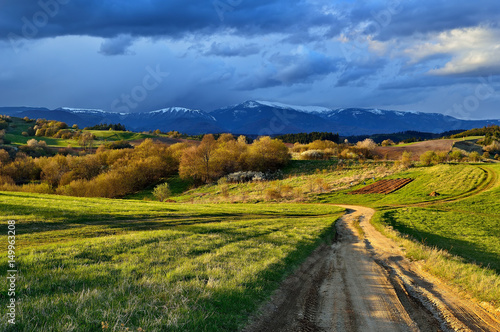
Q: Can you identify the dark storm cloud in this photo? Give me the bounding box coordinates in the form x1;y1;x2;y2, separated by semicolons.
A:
336;58;388;86
0;0;341;42
99;34;135;56
236;49;339;90
204;42;260;57
346;0;500;41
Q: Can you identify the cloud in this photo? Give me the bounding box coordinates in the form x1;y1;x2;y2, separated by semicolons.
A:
404;27;500;76
236;47;339;90
0;0;343;41
346;0;500;41
204;42;260;57
99;34;135;56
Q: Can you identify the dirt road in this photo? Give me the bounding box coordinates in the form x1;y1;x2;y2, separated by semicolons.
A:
244;206;500;332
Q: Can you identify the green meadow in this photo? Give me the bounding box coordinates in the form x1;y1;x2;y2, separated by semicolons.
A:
1;158;500;330
0;193;343;331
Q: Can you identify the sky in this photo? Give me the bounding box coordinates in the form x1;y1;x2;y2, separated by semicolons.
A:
0;0;499;119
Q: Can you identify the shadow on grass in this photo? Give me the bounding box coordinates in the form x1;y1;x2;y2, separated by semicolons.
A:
5;217;338;332
382;210;500;273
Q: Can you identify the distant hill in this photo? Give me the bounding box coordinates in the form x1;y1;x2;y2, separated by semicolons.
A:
1;101;499;136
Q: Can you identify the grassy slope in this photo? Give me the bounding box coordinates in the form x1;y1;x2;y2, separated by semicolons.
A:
88;130;155;142
2;117;154;147
150;161;398;203
4;118;76;147
0;192;343;331
315;164;487;207
376;164;500;272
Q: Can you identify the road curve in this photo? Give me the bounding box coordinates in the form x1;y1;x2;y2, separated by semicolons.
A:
244;205;500;332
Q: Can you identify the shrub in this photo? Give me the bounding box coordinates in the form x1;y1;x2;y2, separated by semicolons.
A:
495;154;500;161
0;149;10;164
482;152;491;159
300;149;325;160
225;171;265;183
434;151;449;164
340;149;358;159
400;151;413;168
420;151;436;166
449;150;464;162
245;136;290;172
264;186;282;200
0;175;15;186
104;140;133;150
484;141;500;154
153;183;172;202
469;151;481;162
356;138;377;151
381;139;395;146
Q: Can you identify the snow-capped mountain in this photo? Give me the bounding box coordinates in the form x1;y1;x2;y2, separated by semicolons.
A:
1;101;499;135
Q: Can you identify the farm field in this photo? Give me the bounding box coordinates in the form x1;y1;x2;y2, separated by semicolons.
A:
371;164;500;302
375;138;456;160
316;163;488;207
0;193;343;331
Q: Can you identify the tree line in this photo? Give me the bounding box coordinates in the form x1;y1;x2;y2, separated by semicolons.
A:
276;132;339;144
0;134;290;198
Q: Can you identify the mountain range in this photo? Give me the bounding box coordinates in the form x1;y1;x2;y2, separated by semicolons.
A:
1;101;499;136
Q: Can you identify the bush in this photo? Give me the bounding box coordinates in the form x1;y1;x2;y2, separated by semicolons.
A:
484;141;500;154
356;138;377;151
153;183;171;202
449;150;464;162
400;151;413;168
245;136;290;172
300;149;325;160
434;151;449;164
104;140;133;150
381;139;395;146
469;151;481;162
264;186;282;200
420;151;436;166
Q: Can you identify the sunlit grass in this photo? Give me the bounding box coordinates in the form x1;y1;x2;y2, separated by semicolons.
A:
0;193;343;331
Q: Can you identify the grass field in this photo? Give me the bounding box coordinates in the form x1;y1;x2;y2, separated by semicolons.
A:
2;116;156;148
88;130;155;142
367;164;500;305
316;164;487;207
1;157;499;330
3;117;76;147
375;165;500;272
0;193;343;331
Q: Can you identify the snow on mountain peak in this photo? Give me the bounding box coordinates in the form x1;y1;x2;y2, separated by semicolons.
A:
60;107;106;113
150;107;197;114
368;108;383;115
148;107;216;121
254;100;332;113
